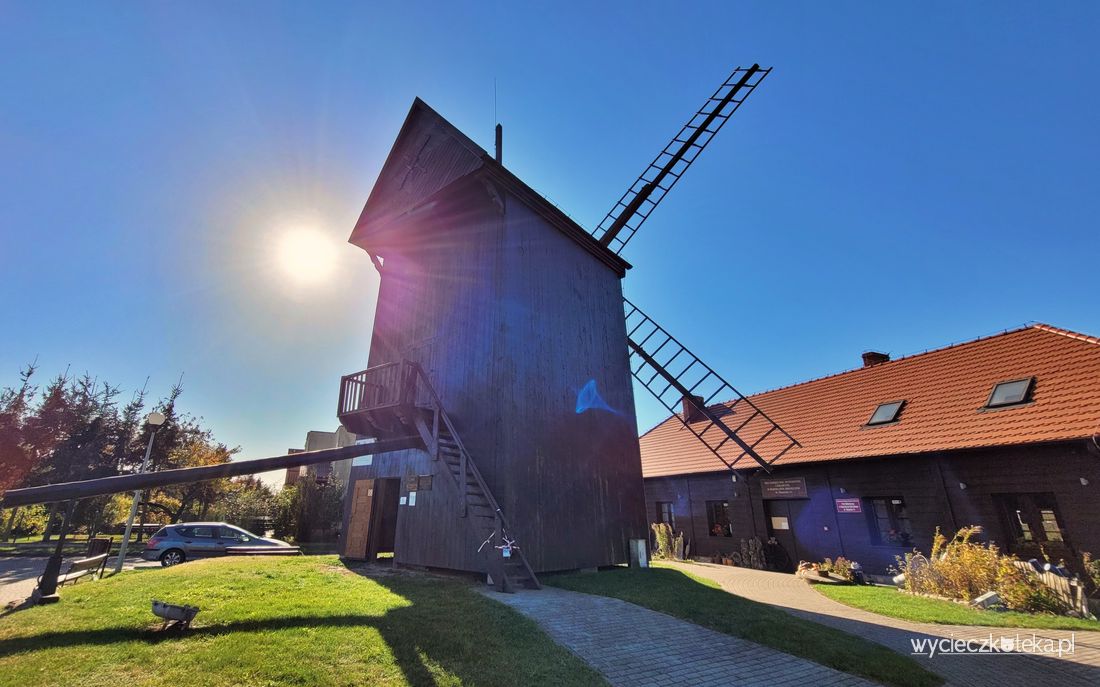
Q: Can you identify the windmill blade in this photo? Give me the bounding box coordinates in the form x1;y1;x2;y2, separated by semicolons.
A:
593;65;771;255
624;298;798;473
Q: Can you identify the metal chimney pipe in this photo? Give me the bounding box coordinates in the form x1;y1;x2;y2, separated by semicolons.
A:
495;123;502;163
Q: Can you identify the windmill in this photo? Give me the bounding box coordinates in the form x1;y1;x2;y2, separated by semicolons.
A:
592;64;800;475
0;65;801;598
335;63;798;591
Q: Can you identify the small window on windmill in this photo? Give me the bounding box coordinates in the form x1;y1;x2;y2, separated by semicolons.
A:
985;377;1034;409
417;475;433;491
866;401;905;426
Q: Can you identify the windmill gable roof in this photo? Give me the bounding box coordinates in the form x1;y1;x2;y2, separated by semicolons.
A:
640;324;1100;478
349;98;629;275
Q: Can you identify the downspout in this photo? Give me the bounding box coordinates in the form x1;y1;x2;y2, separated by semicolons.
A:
823;464;847;559
934;454;960;532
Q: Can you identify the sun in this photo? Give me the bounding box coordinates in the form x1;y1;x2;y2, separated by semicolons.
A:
275;228;338;285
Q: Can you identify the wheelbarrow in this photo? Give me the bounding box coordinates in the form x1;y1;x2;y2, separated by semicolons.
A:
151;599;200;630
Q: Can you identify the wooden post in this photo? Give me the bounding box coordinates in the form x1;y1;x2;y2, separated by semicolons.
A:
460;446;468;518
431;408;440;460
493;514;506;593
34;499;76;601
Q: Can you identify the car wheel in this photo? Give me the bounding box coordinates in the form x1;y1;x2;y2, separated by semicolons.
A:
160;549;186;567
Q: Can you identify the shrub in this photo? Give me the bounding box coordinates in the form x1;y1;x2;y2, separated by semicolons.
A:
1082;552;1100;596
7;504;49;538
894;525;1069;614
651;522;673;560
832;557;854;582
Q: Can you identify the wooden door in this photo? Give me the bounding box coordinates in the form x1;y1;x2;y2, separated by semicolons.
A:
764;500;800;572
343;479;375;559
368;478;401;558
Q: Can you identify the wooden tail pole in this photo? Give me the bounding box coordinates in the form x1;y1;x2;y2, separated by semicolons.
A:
0;438;421;509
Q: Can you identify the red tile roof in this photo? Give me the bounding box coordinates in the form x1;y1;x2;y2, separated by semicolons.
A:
639;324;1100;478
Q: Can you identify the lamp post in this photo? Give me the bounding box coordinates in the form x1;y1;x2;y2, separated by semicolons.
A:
113;411;166;573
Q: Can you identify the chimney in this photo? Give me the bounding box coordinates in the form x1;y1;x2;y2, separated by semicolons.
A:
494;123;502;163
682;395;706;423
862;351;890;367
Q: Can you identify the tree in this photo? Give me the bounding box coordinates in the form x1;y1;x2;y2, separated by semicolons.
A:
0;362;36;494
272;483;302;541
0;365;238;538
213;477;277;531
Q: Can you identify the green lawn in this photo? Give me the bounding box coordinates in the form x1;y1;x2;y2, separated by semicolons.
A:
546;565;942;687
813;582;1100;631
0;555;604;687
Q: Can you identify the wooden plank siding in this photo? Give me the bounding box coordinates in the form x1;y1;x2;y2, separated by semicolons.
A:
643;441;1100;574
347;172;647;574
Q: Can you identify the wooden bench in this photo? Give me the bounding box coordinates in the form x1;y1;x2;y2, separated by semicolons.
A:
224;546;302;556
56;553;109;586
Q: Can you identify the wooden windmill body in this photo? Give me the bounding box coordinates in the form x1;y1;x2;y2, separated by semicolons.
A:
338;67;798;590
339;100;646;580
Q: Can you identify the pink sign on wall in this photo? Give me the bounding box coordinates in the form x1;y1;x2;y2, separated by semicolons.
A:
835;498;863;514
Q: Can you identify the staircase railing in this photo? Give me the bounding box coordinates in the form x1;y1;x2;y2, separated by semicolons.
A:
404;361;540;590
338;362;405;416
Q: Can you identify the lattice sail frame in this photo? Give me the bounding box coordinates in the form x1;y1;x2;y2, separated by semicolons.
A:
624;299;799;472
591;65;771;255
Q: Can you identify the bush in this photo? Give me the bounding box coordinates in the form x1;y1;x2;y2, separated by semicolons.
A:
894;525;1069;614
650;522;684;560
5;505;49;538
1082;552;1100;596
832;557;854;582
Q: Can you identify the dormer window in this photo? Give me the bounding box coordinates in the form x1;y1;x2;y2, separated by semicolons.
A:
867;401;905;426
986;377;1034;409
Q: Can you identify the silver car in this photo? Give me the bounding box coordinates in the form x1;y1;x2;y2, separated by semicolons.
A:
141;522;291;566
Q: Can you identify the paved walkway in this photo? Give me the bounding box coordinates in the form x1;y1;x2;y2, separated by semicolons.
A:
670;561;1100;687
484;585;874;687
0;556;157;607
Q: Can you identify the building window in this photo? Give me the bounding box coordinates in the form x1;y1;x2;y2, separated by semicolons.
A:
985;377;1034;408
865;497;913;546
867;401;905;426
655;501;675;528
706;500;732;537
993;493;1067;548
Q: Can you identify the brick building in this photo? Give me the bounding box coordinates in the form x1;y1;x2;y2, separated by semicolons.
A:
641;324;1100;574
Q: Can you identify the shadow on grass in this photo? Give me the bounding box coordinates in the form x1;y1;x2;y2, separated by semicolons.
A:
0;560;602;687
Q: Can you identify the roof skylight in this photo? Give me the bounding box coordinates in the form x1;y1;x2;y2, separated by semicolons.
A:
867;401;904;426
986;377;1034;408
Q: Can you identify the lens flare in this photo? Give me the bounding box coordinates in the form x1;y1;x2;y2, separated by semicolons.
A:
276;228;338;285
576;379;618;415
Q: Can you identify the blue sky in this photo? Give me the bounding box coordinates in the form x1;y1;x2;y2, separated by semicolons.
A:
2;2;1098;480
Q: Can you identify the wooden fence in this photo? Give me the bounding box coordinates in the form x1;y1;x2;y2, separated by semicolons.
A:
1011;560;1094;618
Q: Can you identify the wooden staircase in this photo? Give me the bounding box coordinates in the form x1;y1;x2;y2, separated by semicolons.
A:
428;420;540;592
338;360;539;592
